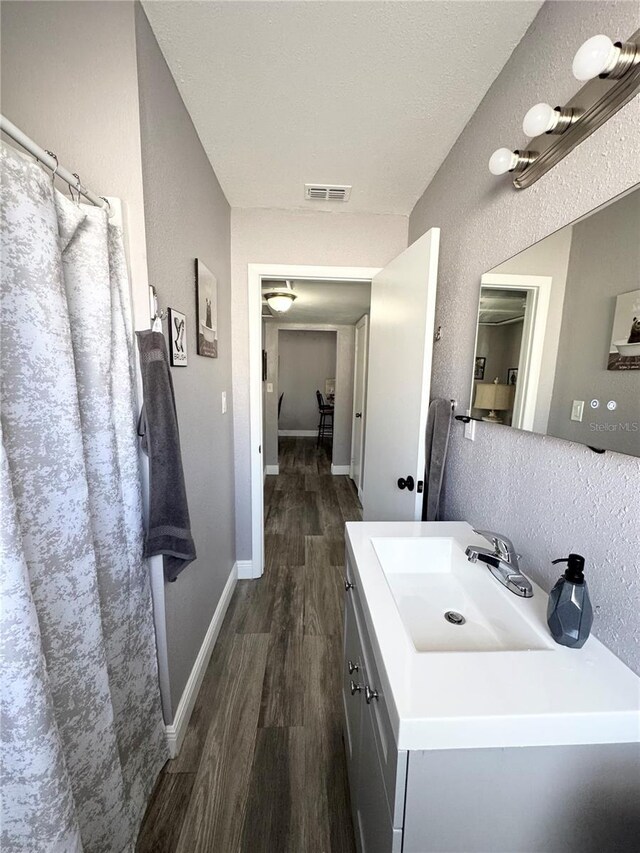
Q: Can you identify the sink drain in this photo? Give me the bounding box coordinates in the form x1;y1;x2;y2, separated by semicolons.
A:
444;610;465;625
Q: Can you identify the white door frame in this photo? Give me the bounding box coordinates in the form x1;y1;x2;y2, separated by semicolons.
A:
477;274;552;431
350;313;369;501
248;264;381;579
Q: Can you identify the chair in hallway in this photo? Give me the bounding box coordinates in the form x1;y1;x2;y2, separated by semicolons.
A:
316;389;334;447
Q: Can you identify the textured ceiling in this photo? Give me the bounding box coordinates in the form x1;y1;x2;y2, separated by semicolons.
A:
262;279;371;325
142;1;542;214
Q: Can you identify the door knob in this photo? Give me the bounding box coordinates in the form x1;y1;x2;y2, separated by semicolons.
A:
365;685;379;704
355;412;362;418
397;476;415;491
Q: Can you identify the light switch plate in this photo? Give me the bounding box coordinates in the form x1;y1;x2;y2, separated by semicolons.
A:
571;400;584;422
464;419;476;441
266;382;273;393
221;391;227;414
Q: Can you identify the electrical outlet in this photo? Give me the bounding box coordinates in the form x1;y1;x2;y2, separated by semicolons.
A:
266;382;273;393
221;391;227;414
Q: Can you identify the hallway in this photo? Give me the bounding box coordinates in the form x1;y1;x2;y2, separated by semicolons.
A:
137;438;361;852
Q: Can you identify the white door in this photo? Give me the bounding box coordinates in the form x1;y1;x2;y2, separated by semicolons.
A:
350;314;369;499
362;228;440;521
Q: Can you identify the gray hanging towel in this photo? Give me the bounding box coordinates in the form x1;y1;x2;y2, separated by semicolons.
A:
136;329;196;582
421;398;453;522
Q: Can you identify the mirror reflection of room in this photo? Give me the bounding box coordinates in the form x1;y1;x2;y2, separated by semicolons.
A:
472;289;527;426
470;186;640;456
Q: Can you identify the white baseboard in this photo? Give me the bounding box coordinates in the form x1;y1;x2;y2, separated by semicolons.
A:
165;563;237;758
265;464;279;475
236;559;256;579
278;429;317;436
331;464;351;475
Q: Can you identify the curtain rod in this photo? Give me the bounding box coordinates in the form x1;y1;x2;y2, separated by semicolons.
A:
1;114;107;209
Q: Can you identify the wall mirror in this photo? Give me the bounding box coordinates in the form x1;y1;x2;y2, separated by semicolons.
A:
468;186;640;457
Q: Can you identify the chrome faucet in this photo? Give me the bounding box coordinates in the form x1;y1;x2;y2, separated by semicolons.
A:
465;530;533;598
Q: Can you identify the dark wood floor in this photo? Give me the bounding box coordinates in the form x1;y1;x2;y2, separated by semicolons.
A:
137;437;361;853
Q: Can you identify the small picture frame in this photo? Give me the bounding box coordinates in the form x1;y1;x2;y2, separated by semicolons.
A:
168;308;188;367
196;259;218;358
608;289;640;371
474;357;486;380
507;367;518;386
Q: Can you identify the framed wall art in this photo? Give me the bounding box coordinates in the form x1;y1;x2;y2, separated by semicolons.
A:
608;289;640;371
168;308;187;367
474;356;486;380
196;259;218;358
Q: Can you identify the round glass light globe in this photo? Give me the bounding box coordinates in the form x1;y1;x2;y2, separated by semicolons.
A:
266;293;296;313
572;34;618;81
522;102;557;137
488;148;517;176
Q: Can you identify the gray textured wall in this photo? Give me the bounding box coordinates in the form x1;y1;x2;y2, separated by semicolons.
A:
409;1;640;674
0;0;149;324
135;6;235;716
278;330;337;431
547;190;640;455
231;208;408;559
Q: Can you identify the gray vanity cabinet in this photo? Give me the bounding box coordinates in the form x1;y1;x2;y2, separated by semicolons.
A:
343;558;640;853
343;567;405;853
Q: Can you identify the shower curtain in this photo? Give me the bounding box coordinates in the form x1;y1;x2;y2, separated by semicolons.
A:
0;142;168;851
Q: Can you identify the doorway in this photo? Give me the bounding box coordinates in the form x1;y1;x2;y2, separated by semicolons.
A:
276;328;337;448
475;274;552;431
350;314;369;501
248;265;380;578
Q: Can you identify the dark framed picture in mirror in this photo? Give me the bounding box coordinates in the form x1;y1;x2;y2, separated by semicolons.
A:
607;289;640;371
468;184;639;457
474;357;486;380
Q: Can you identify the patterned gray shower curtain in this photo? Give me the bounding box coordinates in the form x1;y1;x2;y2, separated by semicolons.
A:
0;142;168;851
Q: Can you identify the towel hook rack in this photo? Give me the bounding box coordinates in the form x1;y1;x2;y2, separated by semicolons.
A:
149;285;166;331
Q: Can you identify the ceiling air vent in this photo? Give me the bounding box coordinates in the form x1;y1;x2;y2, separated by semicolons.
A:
304;184;352;202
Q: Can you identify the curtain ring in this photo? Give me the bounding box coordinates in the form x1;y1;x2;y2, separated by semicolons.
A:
45;150;58;184
100;196;112;218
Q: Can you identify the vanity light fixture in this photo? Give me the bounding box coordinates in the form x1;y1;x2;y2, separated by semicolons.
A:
489;27;640;188
522;103;576;137
572;34;639;81
488;148;537;176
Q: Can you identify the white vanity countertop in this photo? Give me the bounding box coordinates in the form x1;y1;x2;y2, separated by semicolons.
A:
345;521;640;752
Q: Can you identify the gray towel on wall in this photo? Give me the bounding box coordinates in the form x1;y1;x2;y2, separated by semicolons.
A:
421;398;453;522
136;330;196;582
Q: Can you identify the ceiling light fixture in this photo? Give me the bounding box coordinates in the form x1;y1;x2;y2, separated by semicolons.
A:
572;34;638;81
522;102;576;137
263;282;297;314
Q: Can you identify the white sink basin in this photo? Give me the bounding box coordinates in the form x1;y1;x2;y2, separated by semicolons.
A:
371;536;550;653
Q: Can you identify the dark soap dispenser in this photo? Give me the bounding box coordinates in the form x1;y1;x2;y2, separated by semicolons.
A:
546;553;593;648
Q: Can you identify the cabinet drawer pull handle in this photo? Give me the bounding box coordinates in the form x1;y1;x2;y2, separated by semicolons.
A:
365;685;379;704
348;660;359;674
350;679;363;696
344;580;354;591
